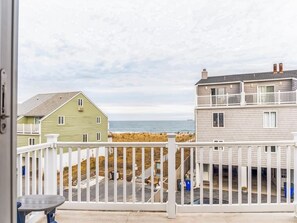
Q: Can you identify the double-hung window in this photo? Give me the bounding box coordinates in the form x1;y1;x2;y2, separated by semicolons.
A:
96;116;101;124
78;98;83;106
83;134;88;142
96;132;101;141
28;138;35;146
58;116;65;125
213;112;224;127
263;112;276;128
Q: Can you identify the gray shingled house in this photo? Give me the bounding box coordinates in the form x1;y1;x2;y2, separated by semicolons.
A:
194;63;297;188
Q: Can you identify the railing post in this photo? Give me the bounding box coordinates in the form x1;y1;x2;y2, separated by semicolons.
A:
45;134;59;195
167;133;176;219
240;91;245;106
292;132;297;217
226;93;229;106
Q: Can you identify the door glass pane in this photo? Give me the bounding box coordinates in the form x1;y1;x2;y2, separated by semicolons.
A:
270;112;276;127
213;113;218;127
219;113;224;127
263;112;269;127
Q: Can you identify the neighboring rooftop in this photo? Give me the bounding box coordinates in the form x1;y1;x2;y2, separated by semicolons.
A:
18;91;81;117
196;64;297;85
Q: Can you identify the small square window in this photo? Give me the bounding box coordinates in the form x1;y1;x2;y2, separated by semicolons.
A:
28;138;35;146
264;146;276;153
213;140;224;151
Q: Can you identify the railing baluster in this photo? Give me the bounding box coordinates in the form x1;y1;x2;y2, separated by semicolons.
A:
86;148;90;202
199;147;203;205
114;147;118;203
238;147;242;205
123;147;127;203
267;146;271;204
59;148;64;197
160;147;164;203
38;149;43;195
247;146;252;204
219;147;223;205
77;148;81;202
150;147;154;203
95;147;99;202
105;147;109;202
141;147;144;203
44;148;49;194
132;147;136;203
32;150;37;195
257;146;261;204
25;152;30;195
276;146;281;204
181;147;184;205
68;148;72;202
286;146;291;204
190;147;194;205
228;147;232;204
209;147;213;205
17;154;23;197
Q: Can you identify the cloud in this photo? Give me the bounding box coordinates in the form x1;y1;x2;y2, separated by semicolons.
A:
18;0;297;120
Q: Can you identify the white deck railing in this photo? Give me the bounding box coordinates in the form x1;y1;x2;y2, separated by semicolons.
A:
17;124;40;134
16;133;297;218
197;90;297;107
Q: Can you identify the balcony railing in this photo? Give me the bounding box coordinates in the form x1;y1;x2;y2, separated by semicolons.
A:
17;123;40;134
197;90;297;107
16;133;297;219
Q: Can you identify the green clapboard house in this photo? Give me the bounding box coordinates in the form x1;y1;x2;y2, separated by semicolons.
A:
17;91;108;147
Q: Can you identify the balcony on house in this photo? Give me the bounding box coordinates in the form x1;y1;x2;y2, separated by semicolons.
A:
196;90;297;108
16;134;297;222
17;123;40;134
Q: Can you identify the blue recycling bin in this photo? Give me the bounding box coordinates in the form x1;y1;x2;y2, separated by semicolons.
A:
22;166;25;176
284;182;294;198
185;180;191;191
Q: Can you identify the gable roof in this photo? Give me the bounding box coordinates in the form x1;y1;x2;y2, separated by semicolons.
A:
196;70;297;85
18;91;80;117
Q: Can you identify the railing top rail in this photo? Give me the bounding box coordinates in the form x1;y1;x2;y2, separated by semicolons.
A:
56;141;168;148
17;142;53;154
177;140;295;147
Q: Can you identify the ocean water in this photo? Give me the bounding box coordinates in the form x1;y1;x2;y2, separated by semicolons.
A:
109;120;195;133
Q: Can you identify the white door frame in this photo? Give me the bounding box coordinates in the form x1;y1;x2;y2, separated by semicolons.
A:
0;0;18;222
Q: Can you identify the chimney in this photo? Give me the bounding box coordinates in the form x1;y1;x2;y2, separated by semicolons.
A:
273;63;277;74
201;68;208;79
279;63;283;74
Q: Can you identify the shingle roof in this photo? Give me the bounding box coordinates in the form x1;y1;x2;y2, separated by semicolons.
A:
196;70;297;85
18;91;80;117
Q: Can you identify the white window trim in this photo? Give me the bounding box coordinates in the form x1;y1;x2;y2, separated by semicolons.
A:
28;138;35;146
213;140;224;151
78;98;83;107
212;112;225;128
96;116;101;124
263;111;277;128
83;133;88;142
58;116;65;125
96;132;101;141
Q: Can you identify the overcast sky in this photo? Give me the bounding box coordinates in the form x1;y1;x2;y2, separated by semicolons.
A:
18;0;297;120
